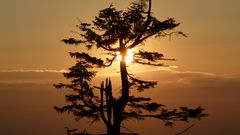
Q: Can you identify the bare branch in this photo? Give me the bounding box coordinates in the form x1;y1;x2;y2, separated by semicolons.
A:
100;82;108;126
175;124;195;135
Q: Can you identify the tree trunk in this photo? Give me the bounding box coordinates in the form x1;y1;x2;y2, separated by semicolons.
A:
119;38;130;106
120;60;129;103
107;101;122;135
106;38;130;135
107;123;121;135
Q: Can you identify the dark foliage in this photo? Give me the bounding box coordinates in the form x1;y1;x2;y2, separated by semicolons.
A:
55;0;207;135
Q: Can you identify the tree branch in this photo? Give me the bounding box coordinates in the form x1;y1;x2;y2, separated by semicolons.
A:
129;0;152;49
175;124;195;135
127;73;157;91
100;82;109;126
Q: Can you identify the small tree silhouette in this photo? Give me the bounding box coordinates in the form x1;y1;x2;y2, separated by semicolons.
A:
54;0;207;135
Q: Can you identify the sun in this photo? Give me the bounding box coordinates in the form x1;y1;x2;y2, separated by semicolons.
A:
116;49;134;64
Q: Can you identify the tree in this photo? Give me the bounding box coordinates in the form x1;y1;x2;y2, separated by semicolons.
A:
54;0;207;135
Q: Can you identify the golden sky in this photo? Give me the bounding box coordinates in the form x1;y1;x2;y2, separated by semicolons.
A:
1;1;240;134
1;0;240;74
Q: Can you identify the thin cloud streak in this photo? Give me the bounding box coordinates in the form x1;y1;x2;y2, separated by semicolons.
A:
0;69;67;73
127;66;217;77
0;68;239;88
98;65;180;77
0;67;215;77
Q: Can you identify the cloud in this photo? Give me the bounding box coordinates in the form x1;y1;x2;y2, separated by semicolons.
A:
0;70;66;86
122;67;240;90
0;68;240;90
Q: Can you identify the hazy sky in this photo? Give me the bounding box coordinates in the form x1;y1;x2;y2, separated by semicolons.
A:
1;0;240;74
1;1;240;134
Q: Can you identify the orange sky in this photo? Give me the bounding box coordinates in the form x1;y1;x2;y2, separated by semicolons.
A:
0;69;240;135
1;1;240;135
1;0;240;74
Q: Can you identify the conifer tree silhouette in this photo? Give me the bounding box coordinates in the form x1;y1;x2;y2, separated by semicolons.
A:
54;0;207;134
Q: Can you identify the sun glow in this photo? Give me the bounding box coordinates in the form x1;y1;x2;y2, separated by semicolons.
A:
116;49;134;64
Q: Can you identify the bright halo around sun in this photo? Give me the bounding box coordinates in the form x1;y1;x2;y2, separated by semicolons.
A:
116;49;134;64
